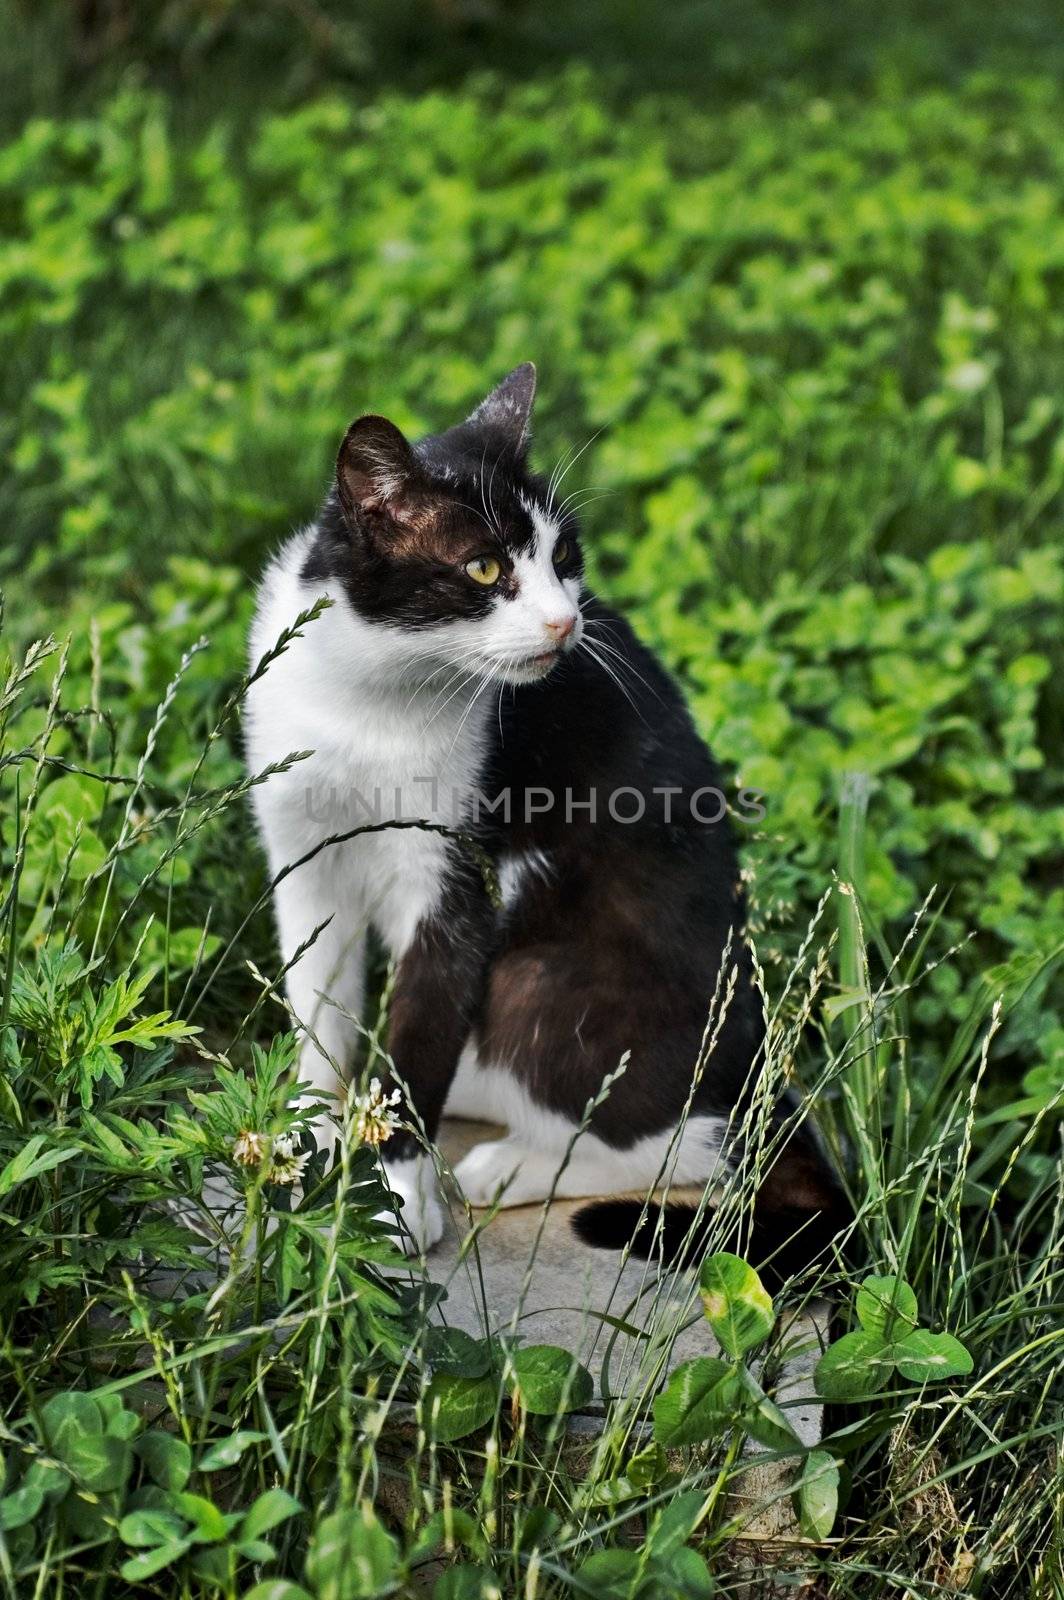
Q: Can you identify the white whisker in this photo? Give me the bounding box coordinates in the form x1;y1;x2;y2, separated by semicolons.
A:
579;636;647;721
583;621;663;703
445;666;495;763
546;442;576;517
486;449;503;536
457;498;499;539
550;425;606;512
478;444;496;538
556;487;613;518
414;642;493;730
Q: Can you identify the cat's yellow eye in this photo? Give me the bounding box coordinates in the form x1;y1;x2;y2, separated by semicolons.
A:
466;555;501;586
553;539;570;566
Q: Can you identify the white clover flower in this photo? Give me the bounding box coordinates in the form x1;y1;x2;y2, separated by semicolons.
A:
267;1131;311;1186
352;1077;402;1147
232;1129;268;1167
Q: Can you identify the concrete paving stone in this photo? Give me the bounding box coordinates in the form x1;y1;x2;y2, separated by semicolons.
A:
428;1116;829;1575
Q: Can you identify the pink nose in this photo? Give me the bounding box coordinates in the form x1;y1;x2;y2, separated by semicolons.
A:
544;616;575;644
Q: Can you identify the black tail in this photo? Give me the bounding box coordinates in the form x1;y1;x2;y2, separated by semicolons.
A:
571;1138;852;1297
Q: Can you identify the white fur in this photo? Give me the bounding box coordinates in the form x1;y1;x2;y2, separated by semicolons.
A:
378;1153;444;1255
497;845;554;909
445;1042;727;1206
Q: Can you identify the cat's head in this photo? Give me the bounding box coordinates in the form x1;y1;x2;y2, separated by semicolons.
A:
324;363;585;686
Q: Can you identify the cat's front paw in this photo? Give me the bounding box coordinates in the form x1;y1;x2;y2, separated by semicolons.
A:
379;1155;445;1255
455;1138;545;1207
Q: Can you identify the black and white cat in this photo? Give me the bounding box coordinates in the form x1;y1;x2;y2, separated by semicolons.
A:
245;364;847;1279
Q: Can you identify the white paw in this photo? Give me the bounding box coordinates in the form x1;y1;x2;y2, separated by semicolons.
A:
454;1139;545;1208
379;1155;445;1255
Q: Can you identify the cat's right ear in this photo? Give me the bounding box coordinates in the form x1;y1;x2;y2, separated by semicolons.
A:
335;415;421;529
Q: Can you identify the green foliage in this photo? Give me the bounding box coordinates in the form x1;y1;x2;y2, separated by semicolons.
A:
652;1258;822;1516
652;1358;736;1451
3;71;1063;1094
854;1275;919;1342
574;1492;714;1599
421;1336;595;1437
422;1371;499;1444
794;1449;840;1543
693;541;1064;1098
429;1568;488;1600
506;1344;594;1417
815;1274;974;1400
7;72;1064;608
0;1388;303;1585
303;1504;399;1600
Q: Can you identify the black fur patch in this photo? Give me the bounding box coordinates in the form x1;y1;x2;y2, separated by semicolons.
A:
571;1128;853;1296
384;853;495;1158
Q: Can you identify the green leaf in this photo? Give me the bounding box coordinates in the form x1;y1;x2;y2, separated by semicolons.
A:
240;1487;303;1541
305;1504;400;1600
583;1474;652;1509
36;773;100;825
0;1483;45;1530
57;1429;132;1493
197;1429;267;1471
190;1546;232;1586
506;1345;594;1416
164;925;222;972
119;1508;188;1548
699;1253;775;1356
736;1369;803;1453
433;1565;494;1600
98;1395;140;1440
40;1390;102;1446
22;1458;69;1505
659;1545;715;1598
814;1330;893;1401
235;1538;277;1563
575;1548;643;1599
794;1449;839;1541
0;1137;78;1194
584;1442;668;1508
855;1276;919;1342
135;1430;191;1490
652;1356;738;1447
626;1441;668;1488
119;1540;193;1582
647;1489;707;1558
64;1487;114;1542
169;1490;233;1543
410;1506;483;1562
515;1505;561;1551
892;1329;974;1383
426;1326;495;1379
423;1372;497;1442
242;1586;315;1600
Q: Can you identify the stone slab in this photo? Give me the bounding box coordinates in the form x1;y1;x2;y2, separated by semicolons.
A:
432;1117;826;1428
429;1117;828;1585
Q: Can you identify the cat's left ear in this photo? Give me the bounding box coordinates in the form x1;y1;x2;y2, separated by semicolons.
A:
335;414;424;527
465;362;537;454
